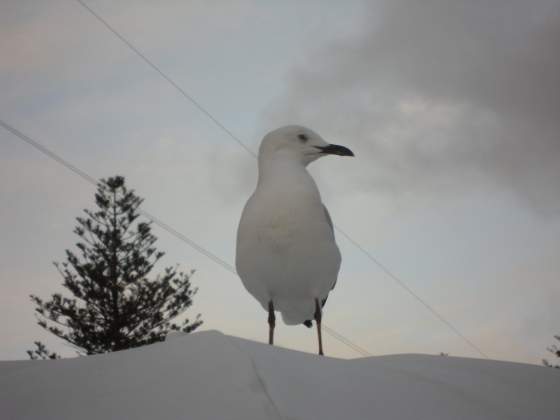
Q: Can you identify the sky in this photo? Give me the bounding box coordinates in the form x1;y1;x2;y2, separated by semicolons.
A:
1;0;559;364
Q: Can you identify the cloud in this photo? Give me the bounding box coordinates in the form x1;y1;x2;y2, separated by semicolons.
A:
265;0;560;215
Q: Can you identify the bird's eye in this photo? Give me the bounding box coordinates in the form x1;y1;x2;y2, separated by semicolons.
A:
297;134;309;143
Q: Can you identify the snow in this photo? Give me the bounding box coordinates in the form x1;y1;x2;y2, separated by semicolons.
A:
1;331;559;420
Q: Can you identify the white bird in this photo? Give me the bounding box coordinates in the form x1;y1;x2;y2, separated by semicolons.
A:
236;125;354;355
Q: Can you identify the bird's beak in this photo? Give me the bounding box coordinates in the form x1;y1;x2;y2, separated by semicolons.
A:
315;144;354;157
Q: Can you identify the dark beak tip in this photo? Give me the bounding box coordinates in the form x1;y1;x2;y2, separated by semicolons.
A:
319;144;355;157
333;145;354;157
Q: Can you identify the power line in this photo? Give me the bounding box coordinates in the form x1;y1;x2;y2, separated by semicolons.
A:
0;119;234;273
71;0;489;359
1;118;368;358
335;229;489;358
323;326;371;357
0;120;98;185
74;0;256;159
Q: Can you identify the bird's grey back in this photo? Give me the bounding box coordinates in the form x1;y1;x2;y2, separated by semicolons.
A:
323;204;334;233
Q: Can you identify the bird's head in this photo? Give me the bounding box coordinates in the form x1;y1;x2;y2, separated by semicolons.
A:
259;125;354;166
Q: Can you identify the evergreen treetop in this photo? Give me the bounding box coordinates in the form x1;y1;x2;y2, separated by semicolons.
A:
543;335;560;368
30;176;201;356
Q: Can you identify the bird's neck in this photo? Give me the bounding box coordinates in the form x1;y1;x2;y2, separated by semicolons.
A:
257;155;321;200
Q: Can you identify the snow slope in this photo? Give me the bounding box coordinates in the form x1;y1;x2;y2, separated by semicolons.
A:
1;331;558;420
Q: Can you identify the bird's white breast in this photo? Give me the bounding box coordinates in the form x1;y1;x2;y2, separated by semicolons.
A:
236;160;341;322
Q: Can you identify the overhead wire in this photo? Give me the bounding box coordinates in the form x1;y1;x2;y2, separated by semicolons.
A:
74;0;256;159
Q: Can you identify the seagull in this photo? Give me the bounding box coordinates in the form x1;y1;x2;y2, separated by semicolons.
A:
236;125;354;355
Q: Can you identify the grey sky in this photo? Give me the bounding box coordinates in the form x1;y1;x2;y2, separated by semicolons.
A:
1;0;558;364
266;0;560;212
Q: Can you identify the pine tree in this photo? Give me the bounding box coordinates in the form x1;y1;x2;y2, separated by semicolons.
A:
27;341;60;360
543;335;560;368
29;176;202;356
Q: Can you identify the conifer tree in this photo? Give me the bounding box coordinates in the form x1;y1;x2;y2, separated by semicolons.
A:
27;341;60;360
543;335;560;368
29;176;201;356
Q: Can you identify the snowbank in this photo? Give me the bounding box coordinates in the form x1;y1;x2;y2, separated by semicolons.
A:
1;331;558;420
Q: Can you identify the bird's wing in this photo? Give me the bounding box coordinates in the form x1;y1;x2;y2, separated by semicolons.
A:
302;205;338;327
322;204;337;293
322;204;334;234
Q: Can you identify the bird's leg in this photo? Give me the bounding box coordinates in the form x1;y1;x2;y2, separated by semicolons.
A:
314;298;324;356
268;300;275;346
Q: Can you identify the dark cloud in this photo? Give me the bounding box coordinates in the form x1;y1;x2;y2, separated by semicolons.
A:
265;0;560;215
